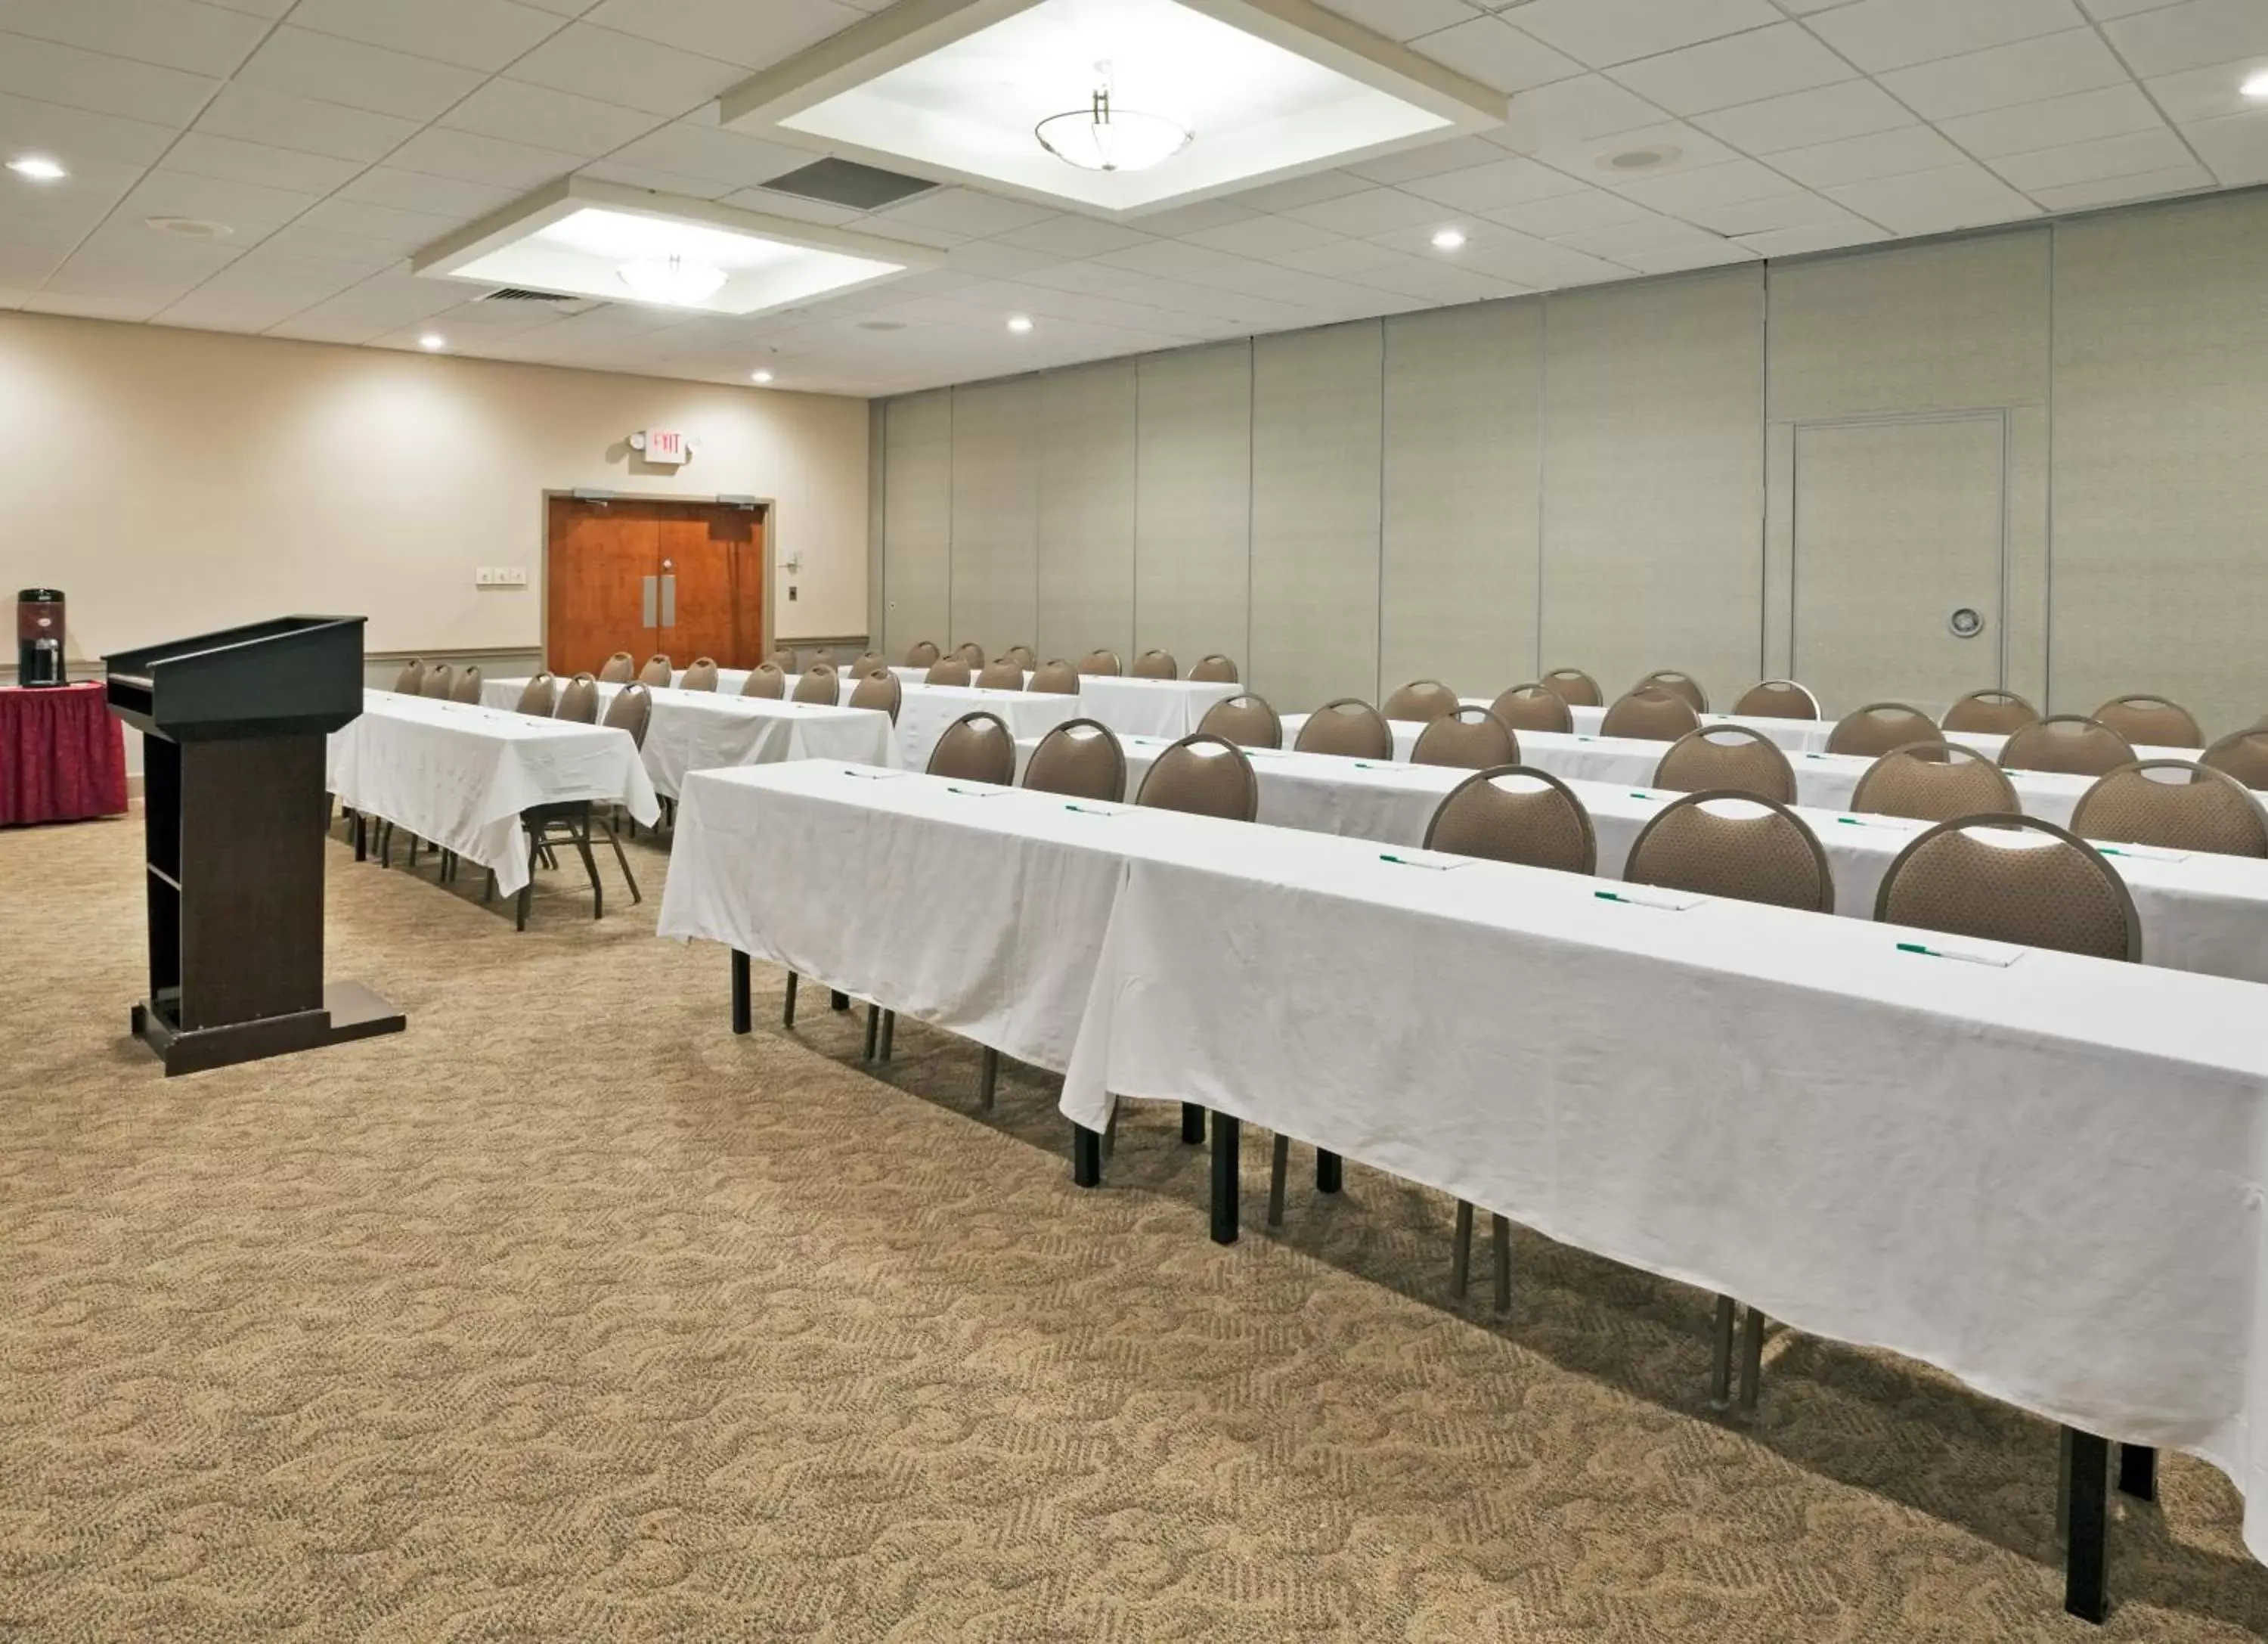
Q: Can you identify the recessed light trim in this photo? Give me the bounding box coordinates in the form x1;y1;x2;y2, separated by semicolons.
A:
146;216;233;240
1597;144;1680;173
2244;70;2268;100
1430;226;1466;250
8;155;66;181
1007;314;1034;333
419;334;447;351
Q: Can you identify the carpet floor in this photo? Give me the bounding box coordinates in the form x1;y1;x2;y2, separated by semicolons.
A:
2;810;2265;1642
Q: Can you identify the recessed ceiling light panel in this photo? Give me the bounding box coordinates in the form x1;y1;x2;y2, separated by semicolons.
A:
2244;70;2268;100
411;177;932;318
720;0;1504;217
8;155;66;181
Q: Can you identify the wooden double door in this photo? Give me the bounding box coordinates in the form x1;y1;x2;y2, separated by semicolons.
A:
545;496;766;679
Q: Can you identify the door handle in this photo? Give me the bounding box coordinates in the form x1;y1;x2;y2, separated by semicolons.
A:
661;574;677;628
641;575;657;628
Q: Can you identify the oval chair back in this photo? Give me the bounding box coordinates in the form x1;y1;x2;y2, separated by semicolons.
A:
1876;815;2140;961
679;657;720;691
976;659;1024;690
1132;648;1178;680
904;640;940;667
1189;653;1238;683
1653;724;1795;803
1078;648;1122;677
1423;766;1596;874
2093;693;2204;749
792;664;840;704
1539;667;1601;707
1008;644;1037;671
1730;678;1819;720
1136;733;1258;821
956;642;986;671
1847;741;2018;822
1624;792;1834;913
1489;683;1572;735
603;681;652;748
848;669;902;721
555;674;600;723
1826;702;1938;758
925;658;973;687
1599;687;1699;743
1381;678;1459;724
392;659;426;694
768;647;798;675
2070;760;2268;857
1942;688;2037;736
1030;660;1081;695
1023;718;1126;802
638;654;673;687
1197;692;1281;749
2200;728;2268;792
1411;706;1519;771
2000;715;2134;777
514;672;557;716
742;663;786;699
927;711;1015;783
449;665;483;703
849;650;886;678
420;662;457;699
598;651;637;684
1636;669;1707;712
1294;698;1391;760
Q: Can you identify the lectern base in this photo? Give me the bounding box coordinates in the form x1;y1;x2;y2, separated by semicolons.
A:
131;981;405;1077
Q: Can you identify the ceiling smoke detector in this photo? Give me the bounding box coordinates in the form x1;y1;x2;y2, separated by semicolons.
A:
1597;144;1680;174
146;216;233;239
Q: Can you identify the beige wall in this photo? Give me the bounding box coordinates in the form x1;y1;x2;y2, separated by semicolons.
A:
875;186;2268;735
0;313;871;664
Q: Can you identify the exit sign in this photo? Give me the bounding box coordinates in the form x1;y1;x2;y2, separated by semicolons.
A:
637;428;689;466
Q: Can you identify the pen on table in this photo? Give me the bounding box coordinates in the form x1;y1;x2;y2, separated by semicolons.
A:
1895;941;2003;965
1064;802;1115;815
1378;851;1454;869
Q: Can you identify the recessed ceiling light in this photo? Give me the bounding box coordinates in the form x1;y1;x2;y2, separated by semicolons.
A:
857;319;907;331
146;216;232;240
1430;227;1466;251
1007;315;1034;333
419;334;446;351
1598;144;1680;173
8;155;66;181
2244;70;2268;99
751;369;774;383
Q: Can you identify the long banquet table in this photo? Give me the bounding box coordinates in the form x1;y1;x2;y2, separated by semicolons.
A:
1074;675;1243;738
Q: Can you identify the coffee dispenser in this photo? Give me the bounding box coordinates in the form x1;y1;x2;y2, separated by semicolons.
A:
17;589;65;687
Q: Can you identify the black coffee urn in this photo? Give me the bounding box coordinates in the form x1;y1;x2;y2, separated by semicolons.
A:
17;588;65;687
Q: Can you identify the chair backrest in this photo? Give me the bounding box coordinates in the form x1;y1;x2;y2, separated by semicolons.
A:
638;654;673;687
1293;697;1392;760
392;659;426;694
2093;693;2204;749
680;657;720;692
1136;733;1258;821
849;650;886;678
554;673;600;723
1598;687;1700;743
1636;669;1707;712
1876;815;2140;961
420;662;457;699
602;681;652;748
1624;793;1835;913
1941;688;2038;736
976;659;1024;690
1078;648;1122;676
2200;728;2268;792
449;664;483;703
1030;659;1081;695
1022;717;1126;802
808;647;835;669
792;664;840;704
2071;760;2268;857
1423;765;1597;873
926;710;1015;783
598;651;636;684
956;641;986;670
905;640;940;667
1189;653;1238;683
925;657;973;687
1133;648;1178;679
742;662;786;699
1198;691;1281;749
1652;724;1796;804
769;647;798;675
1730;678;1819;721
1489;683;1573;735
1999;714;2134;777
847;668;903;721
1380;678;1459;724
1826;702;1938;758
1539;667;1601;707
514;672;557;716
1848;741;2019;822
1411;706;1519;771
1008;644;1037;671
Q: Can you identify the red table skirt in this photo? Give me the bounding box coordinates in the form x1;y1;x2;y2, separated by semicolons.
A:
0;682;129;825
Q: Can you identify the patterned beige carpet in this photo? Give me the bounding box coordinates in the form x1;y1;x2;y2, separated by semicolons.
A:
3;809;2266;1642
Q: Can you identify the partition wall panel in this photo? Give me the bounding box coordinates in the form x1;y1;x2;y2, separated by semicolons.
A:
1132;342;1251;678
879;389;951;665
1036;361;1138;668
946;377;1039;660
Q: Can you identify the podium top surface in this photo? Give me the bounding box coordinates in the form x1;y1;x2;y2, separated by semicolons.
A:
108;615;367;741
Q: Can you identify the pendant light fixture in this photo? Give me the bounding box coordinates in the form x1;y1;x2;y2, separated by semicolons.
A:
1035;60;1190;174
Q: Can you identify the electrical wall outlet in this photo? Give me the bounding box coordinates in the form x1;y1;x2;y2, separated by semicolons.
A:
475;566;494;587
788;585;798;601
500;566;528;586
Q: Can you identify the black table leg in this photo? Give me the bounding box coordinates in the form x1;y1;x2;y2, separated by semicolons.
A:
2118;1444;2157;1503
2065;1427;2110;1624
1073;1123;1102;1187
1315;1150;1342;1194
1210;1112;1240;1245
1182;1103;1205;1143
782;971;798;1028
830;990;850;1012
730;949;751;1034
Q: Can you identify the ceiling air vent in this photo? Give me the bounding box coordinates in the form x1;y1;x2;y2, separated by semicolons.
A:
760;157;937;212
481;287;581;302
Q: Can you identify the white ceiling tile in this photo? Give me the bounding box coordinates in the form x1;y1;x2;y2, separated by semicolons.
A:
1938;84;2169;157
869;186;1057;237
1606;23;1855;116
287;0;567;72
1221;169;1374;213
1690;81;1915;153
1805;0;2086;73
1486;75;1666;150
1553;210;1725;256
0;0;268;77
573;157;732;198
1177;213;1348;258
2144;55;2268;123
336;167;519;219
1500;0;1783;68
1264;237;1412;277
1310;0;1476;43
1734;220;1892;255
1611;238;1757;272
20;290;172;320
2183;103;2268;182
506;22;744;116
1089;237;1240;277
0;157;142;247
440;79;663;156
1677;188;1860;233
582;0;861;70
1820;161;2040;231
1768;124;1967;185
1013;258;1151;292
1613;157;1795;211
1117;198;1256;236
1340;135;1512;185
2104;0;2268;76
1875;28;2130;119
603;122;814;188
45;220;242;299
232;27;483;121
0;90;183;166
991;214;1155;256
1408;15;1584;93
119;166;318;233
382;127;584;191
2078;0;2185;15
1278;185;1455;234
2026;160;2213;204
291;197;458;253
1531;119;1743;180
1457;236;1626;284
0;29;217;125
1480;184;1651;235
1988;125;2194;186
194;85;420;163
717;185;860;224
1401;154;1589;209
162;132;364;194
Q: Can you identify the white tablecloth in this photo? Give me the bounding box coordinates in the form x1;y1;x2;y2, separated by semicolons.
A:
1024;736;2268;986
888;665;1036;690
485;678;897;798
328;690;658;895
1077;675;1243;739
666;668;859;705
893;684;1080;771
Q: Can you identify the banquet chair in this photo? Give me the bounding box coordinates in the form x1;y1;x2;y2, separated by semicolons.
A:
1411;706;1518;770
1023;718;1126;802
1008;644;1037;671
419;662;456;699
927;711;1016;783
638;654;673;687
2069;760;2268;857
1653;725;1795;803
848;650;886;678
1294;698;1392;760
1848;742;2019;822
956;641;987;671
1540;667;1602;707
1198;692;1281;749
679;657;721;692
848;669;902;722
925;658;973;687
1189;653;1238;683
1137;733;1258;822
1730;679;1820;720
1598;687;1699;743
2093;693;2204;749
449;665;482;703
1826;703;1938;758
792;663;840;704
976;659;1024;690
489;682;648;929
1489;683;1573;735
598;652;637;684
2200;729;2268;790
1637;669;1708;712
1942;688;2038;736
807;647;835;670
2000;715;2133;777
1877;815;2139;960
905;640;940;667
1079;648;1123;676
742;663;787;699
1381;678;1459;724
1031;660;1081;696
1133;648;1178;679
553;673;600;723
513;672;557;717
392;659;426;694
770;647;798;675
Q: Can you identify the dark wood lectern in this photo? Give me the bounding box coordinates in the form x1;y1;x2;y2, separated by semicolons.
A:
107;616;404;1075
